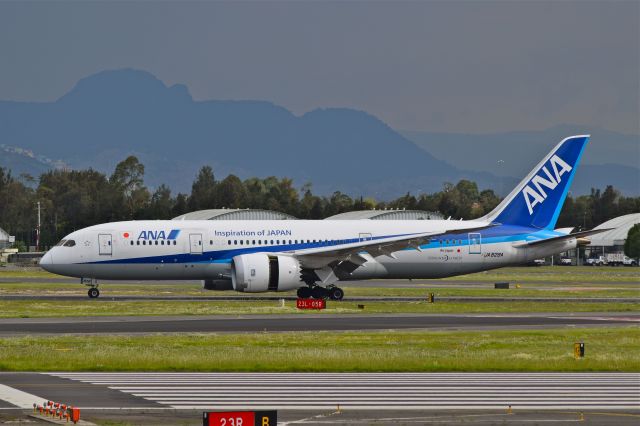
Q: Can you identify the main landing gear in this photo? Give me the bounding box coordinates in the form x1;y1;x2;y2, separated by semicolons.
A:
297;285;344;301
88;287;100;298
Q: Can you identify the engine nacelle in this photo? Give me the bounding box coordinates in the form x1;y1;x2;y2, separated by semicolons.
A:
231;253;303;292
202;279;233;291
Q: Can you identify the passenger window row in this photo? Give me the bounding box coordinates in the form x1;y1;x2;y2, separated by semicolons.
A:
129;240;178;246
225;239;351;246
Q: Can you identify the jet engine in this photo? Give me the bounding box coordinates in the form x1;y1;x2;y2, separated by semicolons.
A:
231;253;303;292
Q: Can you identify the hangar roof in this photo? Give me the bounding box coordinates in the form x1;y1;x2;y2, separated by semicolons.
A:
588;213;640;247
325;209;444;220
172;209;297;221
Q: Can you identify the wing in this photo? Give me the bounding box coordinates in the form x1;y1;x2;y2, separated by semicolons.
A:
291;222;495;271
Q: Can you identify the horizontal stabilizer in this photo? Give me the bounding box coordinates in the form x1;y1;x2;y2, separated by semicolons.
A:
512;228;613;248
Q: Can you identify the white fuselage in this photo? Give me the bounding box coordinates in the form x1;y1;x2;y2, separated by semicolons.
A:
40;219;575;283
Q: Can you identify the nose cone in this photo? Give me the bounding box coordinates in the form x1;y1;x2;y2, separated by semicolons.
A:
39;251;54;272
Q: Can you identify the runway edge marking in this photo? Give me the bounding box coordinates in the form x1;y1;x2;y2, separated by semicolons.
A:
0;383;45;409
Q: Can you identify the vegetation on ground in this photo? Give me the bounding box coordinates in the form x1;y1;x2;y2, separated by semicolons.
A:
0;327;637;372
1;299;638;318
1;282;638;298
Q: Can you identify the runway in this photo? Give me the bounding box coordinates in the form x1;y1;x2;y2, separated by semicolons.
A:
1;372;638;411
0;312;638;336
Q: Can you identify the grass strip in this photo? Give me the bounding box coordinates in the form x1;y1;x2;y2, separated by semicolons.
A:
1;282;639;298
1;299;639;318
2;265;639;281
0;327;637;372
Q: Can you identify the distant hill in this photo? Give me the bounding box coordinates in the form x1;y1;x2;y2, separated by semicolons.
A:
0;69;507;198
2;69;633;198
403;127;640;195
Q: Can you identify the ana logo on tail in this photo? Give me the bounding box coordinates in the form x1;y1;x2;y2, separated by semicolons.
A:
521;154;573;215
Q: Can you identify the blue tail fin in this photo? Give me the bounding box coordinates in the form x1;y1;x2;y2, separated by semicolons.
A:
483;135;589;229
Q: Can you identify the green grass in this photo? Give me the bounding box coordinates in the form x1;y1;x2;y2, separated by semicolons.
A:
446;266;640;282
2;265;639;282
0;268;58;278
0;327;637;372
1;299;638;318
1;282;638;298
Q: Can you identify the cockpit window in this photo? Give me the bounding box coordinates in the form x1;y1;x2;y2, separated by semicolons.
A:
55;239;67;246
63;240;76;247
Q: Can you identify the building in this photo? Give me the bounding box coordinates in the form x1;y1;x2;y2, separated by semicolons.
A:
586;213;640;257
173;208;298;221
325;209;444;221
0;227;10;250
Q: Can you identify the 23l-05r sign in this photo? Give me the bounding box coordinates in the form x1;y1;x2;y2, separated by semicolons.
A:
203;411;277;426
296;298;326;309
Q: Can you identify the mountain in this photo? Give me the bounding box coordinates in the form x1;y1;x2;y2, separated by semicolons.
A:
0;69;507;198
402;127;640;195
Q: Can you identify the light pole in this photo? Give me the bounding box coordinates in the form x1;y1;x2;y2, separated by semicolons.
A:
36;201;41;252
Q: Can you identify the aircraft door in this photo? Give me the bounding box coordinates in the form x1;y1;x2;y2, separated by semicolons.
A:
98;234;112;255
468;233;481;254
189;233;203;254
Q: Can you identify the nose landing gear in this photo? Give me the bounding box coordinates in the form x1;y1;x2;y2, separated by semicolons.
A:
82;278;100;298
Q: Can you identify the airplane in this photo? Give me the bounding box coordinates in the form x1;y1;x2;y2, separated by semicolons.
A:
40;135;607;300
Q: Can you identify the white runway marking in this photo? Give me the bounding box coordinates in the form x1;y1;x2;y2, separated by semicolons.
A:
49;373;640;411
0;384;45;409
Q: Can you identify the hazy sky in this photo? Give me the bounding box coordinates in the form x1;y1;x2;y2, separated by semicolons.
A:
1;1;638;135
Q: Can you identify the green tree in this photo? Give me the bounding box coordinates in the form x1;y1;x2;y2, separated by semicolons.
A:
188;166;217;211
147;184;175;219
172;193;189;217
110;156;150;218
216;175;247;208
624;224;640;259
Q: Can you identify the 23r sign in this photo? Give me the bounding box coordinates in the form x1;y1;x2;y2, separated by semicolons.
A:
203;411;277;426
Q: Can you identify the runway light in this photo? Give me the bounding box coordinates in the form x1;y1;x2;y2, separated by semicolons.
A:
357;304;365;309
33;400;80;424
574;342;585;359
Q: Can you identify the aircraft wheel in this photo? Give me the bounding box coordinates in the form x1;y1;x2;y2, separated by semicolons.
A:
88;287;100;298
329;287;344;301
297;287;312;299
311;286;328;300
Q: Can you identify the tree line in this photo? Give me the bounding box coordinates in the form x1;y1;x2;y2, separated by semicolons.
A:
1;156;638;249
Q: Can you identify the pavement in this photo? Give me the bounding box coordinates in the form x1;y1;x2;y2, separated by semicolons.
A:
1;372;638;425
1;312;638;336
